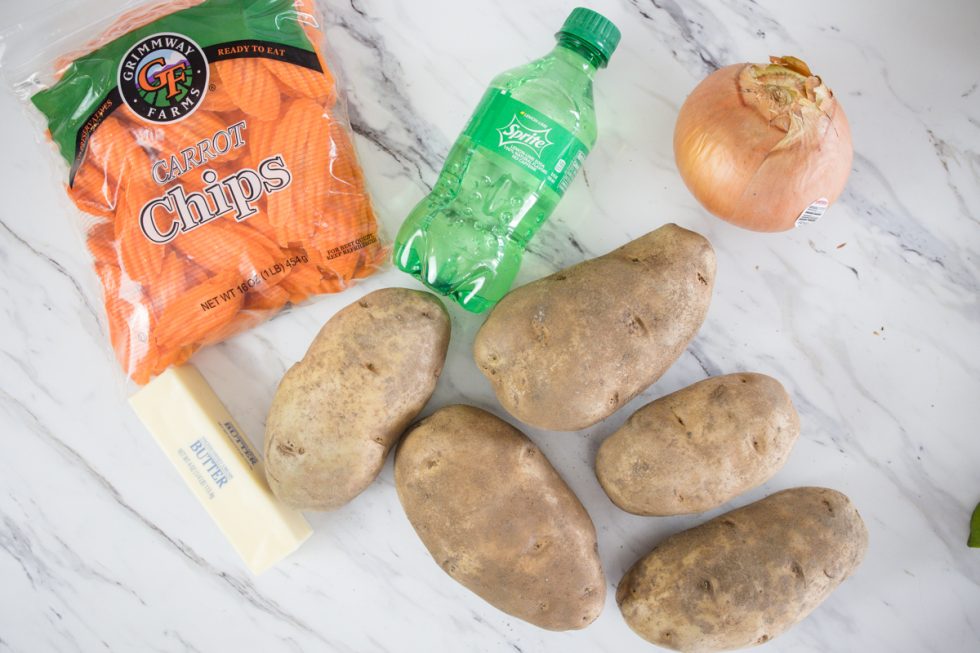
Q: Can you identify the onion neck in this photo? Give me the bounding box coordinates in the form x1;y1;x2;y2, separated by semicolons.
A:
740;55;834;139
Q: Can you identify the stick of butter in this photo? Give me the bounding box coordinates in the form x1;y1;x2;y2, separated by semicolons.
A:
130;364;312;574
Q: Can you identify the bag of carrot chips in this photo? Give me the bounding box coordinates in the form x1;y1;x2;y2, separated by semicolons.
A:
5;0;386;384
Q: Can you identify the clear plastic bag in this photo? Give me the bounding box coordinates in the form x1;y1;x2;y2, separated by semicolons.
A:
3;0;387;384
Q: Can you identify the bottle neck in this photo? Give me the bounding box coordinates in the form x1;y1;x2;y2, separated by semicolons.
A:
554;34;605;74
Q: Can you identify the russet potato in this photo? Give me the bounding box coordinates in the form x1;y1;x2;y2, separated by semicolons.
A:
395;405;606;631
474;223;716;431
265;288;451;511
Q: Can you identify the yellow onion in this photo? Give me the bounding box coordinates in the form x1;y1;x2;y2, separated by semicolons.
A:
673;56;852;232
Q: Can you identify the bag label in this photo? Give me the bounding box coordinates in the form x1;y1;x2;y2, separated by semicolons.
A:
30;0;325;185
463;90;589;196
118;32;210;124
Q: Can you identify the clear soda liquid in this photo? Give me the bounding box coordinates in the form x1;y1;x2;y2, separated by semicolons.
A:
393;35;603;313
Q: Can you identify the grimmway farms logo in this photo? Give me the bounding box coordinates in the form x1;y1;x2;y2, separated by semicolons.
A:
118;32;209;123
496;115;554;158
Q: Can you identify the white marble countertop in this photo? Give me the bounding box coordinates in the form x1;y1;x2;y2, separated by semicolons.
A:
1;0;978;651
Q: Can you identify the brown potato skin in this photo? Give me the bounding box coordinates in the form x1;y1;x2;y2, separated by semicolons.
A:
596;373;800;516
264;288;450;511
394;405;606;631
474;224;716;431
617;487;868;652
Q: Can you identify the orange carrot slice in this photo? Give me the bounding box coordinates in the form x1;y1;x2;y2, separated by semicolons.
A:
115;180;165;284
213;59;282;122
204;64;239;113
155;270;244;350
148;250;190;317
262;59;335;102
244;283;291;312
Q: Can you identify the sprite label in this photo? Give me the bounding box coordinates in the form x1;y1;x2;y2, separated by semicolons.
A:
463;90;589;196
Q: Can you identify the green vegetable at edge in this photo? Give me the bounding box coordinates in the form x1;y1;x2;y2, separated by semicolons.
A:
970;503;980;548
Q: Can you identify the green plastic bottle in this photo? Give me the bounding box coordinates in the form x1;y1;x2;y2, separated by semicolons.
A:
393;8;620;312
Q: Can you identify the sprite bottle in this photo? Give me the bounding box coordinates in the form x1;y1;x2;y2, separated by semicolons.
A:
393;8;620;313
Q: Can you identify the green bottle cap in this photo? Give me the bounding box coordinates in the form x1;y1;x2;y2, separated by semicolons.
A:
557;7;621;67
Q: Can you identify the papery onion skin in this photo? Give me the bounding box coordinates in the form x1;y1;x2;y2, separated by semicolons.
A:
674;57;853;232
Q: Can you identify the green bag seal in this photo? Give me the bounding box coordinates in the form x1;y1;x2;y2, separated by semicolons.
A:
30;0;321;183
